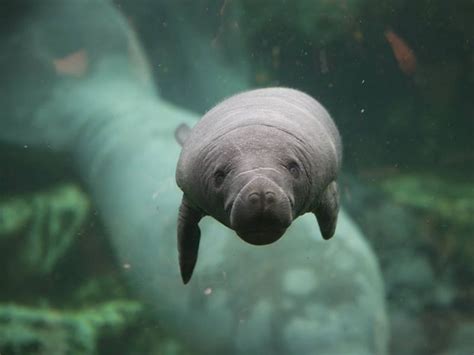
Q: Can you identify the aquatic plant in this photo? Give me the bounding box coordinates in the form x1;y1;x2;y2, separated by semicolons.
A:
0;301;142;355
0;184;90;275
380;174;474;225
380;173;474;278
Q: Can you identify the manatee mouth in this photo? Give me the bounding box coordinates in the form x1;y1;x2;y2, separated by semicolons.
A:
229;175;293;245
235;224;288;245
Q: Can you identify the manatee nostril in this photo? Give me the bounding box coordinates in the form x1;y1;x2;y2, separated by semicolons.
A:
248;192;261;205
264;191;276;204
247;191;277;206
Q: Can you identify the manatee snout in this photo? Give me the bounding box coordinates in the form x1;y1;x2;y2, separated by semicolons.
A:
230;176;293;245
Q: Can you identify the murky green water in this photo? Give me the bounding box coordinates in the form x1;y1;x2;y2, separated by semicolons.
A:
1;1;472;354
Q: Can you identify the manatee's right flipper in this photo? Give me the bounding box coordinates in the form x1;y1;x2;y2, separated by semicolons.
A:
312;181;340;240
174;123;192;146
177;196;203;284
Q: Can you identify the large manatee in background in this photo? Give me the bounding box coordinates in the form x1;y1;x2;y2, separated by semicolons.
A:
0;1;388;354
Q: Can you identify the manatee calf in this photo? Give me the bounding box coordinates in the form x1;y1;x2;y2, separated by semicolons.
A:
175;87;342;283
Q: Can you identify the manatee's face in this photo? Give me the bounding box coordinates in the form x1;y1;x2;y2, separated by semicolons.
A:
197;127;312;245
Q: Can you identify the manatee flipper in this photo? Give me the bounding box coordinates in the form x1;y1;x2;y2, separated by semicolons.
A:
313;181;339;240
177;196;203;284
175;123;192;146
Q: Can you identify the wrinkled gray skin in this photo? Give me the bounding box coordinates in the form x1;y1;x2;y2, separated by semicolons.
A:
1;1;388;354
176;88;342;283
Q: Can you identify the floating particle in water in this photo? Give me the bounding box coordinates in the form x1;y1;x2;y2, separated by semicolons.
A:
360;108;365;113
319;48;329;74
123;263;131;269
204;287;212;295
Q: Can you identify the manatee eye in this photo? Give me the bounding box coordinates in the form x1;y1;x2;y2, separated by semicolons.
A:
213;169;226;187
287;161;300;179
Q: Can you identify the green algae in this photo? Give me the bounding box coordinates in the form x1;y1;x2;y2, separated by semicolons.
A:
0;184;90;274
379;174;474;226
0;301;142;355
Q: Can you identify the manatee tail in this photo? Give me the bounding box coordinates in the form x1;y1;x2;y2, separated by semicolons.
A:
174;123;192;146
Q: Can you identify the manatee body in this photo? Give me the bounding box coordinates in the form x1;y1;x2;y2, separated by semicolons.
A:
175;87;342;283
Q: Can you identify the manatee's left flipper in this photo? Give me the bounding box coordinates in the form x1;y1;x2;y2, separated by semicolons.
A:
313;181;340;240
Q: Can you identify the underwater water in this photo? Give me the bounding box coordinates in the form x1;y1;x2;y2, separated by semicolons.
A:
0;1;472;354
